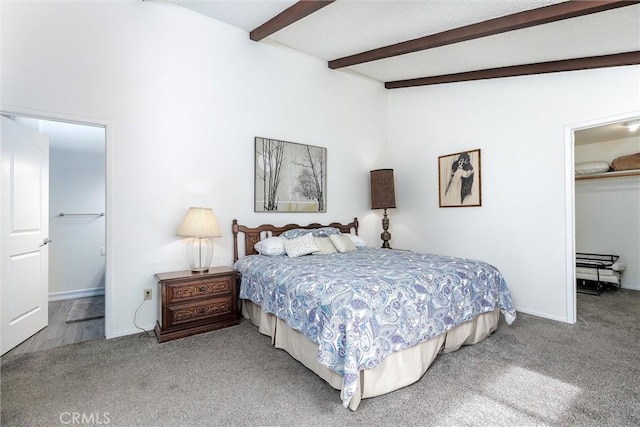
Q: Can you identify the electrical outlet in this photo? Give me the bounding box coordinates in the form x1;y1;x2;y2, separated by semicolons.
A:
144;288;152;300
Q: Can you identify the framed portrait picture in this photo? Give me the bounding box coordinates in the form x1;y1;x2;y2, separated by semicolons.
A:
438;149;482;208
255;137;327;212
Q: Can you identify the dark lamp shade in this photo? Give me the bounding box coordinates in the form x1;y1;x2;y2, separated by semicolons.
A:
370;169;396;209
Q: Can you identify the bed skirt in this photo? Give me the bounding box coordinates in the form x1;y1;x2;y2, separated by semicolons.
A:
241;299;499;410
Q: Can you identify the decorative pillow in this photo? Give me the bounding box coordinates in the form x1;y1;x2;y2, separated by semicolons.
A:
343;233;366;248
575;160;610;175
313;237;337;255
314;227;342;237
254;236;286;256
283;233;319;258
281;227;341;239
611;152;640;171
329;234;356;253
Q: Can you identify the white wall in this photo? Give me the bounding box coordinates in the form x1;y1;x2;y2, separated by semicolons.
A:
49;146;106;299
575;136;640;163
574;136;640;290
575;176;640;290
2;1;388;337
388;66;640;321
5;1;638;335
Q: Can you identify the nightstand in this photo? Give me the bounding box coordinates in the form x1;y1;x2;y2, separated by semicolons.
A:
154;266;239;342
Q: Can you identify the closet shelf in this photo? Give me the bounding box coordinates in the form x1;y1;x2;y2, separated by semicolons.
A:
575;170;640;180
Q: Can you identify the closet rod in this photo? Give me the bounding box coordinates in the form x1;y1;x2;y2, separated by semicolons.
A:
59;212;105;217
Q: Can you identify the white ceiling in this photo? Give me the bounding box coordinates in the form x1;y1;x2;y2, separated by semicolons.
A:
4;3;638;152
8;116;105;153
575;120;640;146
165;1;639;144
167;0;640;84
38;120;105;153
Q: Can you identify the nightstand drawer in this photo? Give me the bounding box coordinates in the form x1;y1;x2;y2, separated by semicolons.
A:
165;296;234;329
166;276;232;304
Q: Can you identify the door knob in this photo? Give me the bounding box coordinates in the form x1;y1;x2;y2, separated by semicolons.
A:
42;238;52;245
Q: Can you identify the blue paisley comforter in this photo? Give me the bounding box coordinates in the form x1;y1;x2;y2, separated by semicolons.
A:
233;247;516;407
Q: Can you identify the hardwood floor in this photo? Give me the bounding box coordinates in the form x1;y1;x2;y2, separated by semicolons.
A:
6;297;105;356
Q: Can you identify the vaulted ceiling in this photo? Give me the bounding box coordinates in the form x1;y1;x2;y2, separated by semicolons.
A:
166;0;640;88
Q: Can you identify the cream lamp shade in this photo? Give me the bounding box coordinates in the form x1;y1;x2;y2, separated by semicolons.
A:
177;207;221;273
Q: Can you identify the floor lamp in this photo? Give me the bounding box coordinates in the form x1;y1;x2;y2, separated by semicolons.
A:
370;169;396;249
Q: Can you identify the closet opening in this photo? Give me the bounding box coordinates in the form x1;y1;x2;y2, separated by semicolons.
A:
569;114;640;323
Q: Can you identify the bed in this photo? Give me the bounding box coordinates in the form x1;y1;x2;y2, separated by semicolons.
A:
576;252;626;295
232;218;516;410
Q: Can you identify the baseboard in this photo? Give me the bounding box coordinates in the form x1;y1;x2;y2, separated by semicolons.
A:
110;325;156;339
49;287;105;302
621;284;640;291
514;306;568;323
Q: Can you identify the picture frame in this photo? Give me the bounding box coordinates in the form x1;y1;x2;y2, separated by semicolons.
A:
438;149;482;208
254;137;327;212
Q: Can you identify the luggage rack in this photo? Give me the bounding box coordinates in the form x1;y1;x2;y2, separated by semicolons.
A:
576;252;624;295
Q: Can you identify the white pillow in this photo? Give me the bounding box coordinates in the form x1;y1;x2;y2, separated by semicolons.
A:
344;233;366;248
575;161;610;175
283;233;319;258
254;236;286;256
313;237;337;255
329;234;356;253
281;227;341;239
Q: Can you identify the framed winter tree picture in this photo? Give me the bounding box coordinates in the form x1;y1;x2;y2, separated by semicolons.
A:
254;137;327;212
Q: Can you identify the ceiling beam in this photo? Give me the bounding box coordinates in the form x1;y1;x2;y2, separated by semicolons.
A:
329;0;639;69
384;51;640;89
250;1;335;41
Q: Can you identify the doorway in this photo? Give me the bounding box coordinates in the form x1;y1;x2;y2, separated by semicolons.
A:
3;115;107;354
566;112;640;323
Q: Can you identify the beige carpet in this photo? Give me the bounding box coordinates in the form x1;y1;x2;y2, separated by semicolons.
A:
2;289;639;426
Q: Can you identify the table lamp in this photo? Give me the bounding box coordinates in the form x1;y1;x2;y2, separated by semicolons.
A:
176;207;221;273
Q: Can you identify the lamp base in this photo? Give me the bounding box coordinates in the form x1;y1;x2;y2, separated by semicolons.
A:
380;209;392;249
185;237;213;273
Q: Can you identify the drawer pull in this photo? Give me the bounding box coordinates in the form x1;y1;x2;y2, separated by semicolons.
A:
199;286;206;292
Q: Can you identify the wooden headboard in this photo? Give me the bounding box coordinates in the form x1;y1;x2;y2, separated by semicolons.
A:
232;218;359;262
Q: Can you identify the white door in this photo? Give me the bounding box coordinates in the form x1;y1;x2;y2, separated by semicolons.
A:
1;116;50;355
